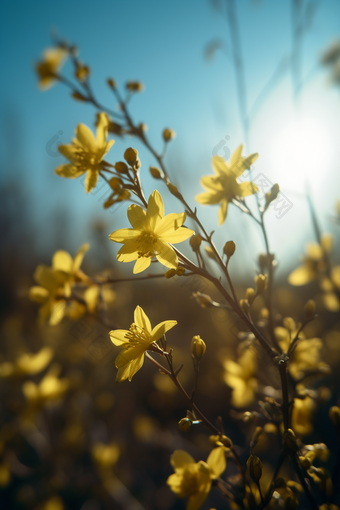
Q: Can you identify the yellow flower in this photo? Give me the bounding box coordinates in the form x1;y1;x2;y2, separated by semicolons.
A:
51;243;89;297
109;190;194;274
55;113;114;193
109;305;177;382
0;347;54;379
167;448;226;510
22;364;69;406
291;396;316;436
29;244;89;325
276;326;328;381
222;348;258;408
196;145;258;225
36;47;68;89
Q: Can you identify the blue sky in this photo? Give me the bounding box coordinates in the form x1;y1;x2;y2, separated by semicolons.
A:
1;0;340;277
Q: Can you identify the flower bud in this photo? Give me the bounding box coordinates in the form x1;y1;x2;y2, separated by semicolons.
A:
163;128;176;142
75;63;90;82
252;426;263;445
329;406;340;426
135;158;141;170
124;148;139;166
192;292;216;309
242;411;255;423
72;91;88;102
246;288;255;305
223;241;236;259
190;234;202;252
165;269;176;279
126;81;144;92
265;183;280;209
178;418;192;433
209;434;232;447
167;182;183;200
247;455;262;482
255;274;268;293
149;166;162;179
108;177;122;190
299;455;312;469
240;299;250;313
305;299;316;320
107;78;117;89
284;429;298;451
283;317;296;332
115;161;129;174
191;335;206;362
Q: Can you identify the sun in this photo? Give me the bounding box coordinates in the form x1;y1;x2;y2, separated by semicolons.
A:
270;116;332;192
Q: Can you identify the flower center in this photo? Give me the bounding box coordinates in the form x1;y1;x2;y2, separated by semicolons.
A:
124;323;150;346
137;231;158;258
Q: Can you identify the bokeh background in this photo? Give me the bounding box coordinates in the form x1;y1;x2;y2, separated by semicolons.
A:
1;1;340;509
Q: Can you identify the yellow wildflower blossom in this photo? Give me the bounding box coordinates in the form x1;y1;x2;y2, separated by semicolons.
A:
29;245;88;325
51;243;89;297
167;448;226;510
223;348;258;408
0;347;54;379
22;364;69;406
36;47;68;89
109;305;177;382
275;326;326;380
55;113;114;193
196;145;258;225
109;190;194;274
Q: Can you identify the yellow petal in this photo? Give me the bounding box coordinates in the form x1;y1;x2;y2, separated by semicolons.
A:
133;257;152;274
212;155;229;176
160;226;194;244
49;300;66;326
200;175;223;192
109;228;140;243
73;243;89;271
76;123;98;152
34;265;65;292
230;145;243;166
96;112;109;147
238;181;258;196
127;355;145;381
116;242;139;262
170;450;195;469
58;144;79;162
187;482;211;510
218;199;228;225
84;285;100;313
85;170;99;193
134;306;152;334
29;286;49;303
151;320;177;342
109;330;129;346
54;163;84;179
288;265;315;286
115;347;144;369
207;447;226;479
52;250;73;272
146;190;164;229
195;191;222;205
155;212;186;237
155;241;178;269
306;242;322;260
127;204;147;229
322;292;340;312
16;347;54;375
